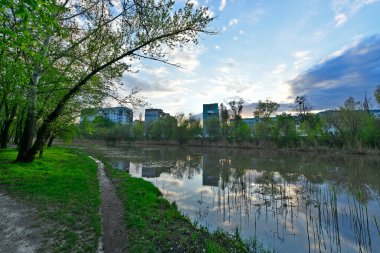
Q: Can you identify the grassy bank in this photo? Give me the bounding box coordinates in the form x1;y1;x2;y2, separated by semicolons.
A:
0;148;101;252
103;162;268;253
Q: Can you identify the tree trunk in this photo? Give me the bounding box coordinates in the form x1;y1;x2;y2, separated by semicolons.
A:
14;107;26;145
16;35;51;162
1;105;17;148
17;29;189;162
47;135;55;147
16;77;38;161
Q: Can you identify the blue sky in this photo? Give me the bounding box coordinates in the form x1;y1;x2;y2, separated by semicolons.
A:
122;0;380;117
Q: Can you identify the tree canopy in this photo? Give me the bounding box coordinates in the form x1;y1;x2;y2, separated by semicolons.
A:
0;0;214;162
253;99;279;118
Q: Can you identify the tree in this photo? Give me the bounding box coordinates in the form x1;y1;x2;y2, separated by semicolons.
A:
253;99;279;118
228;98;244;127
8;0;214;162
204;116;220;139
292;95;312;121
219;103;229;137
275;113;298;146
220;103;229;125
324;97;366;146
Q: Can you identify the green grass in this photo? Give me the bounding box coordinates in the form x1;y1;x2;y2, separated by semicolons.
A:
105;163;250;253
0;147;101;253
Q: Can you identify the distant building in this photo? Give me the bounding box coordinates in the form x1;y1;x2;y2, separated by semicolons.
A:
145;108;168;124
203;103;219;136
203;103;219;123
80;107;133;125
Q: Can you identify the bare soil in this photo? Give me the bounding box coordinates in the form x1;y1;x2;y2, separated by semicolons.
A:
1;157;128;253
91;157;129;253
0;192;45;253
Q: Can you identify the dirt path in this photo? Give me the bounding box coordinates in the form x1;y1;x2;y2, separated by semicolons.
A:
0;192;45;253
91;157;128;253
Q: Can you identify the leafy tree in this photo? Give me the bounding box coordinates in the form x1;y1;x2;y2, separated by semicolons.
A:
292;95;312;121
299;114;324;145
220;103;229;125
132;121;145;140
253;120;274;140
234;122;251;143
228;98;244;127
274;113;298;146
324;97;366;147
204;116;220;139
253;99;279;118
220;103;229;136
7;0;214;162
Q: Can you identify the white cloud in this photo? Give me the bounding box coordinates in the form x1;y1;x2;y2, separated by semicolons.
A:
214;45;221;50
239;30;245;35
272;64;287;76
293;50;311;70
218;58;235;73
320;35;362;62
293;50;311;59
334;13;348;27
331;0;379;27
219;0;227;11
228;18;239;26
167;44;206;72
233;36;238;41
222;26;227;32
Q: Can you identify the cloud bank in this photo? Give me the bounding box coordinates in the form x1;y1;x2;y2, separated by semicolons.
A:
288;35;380;109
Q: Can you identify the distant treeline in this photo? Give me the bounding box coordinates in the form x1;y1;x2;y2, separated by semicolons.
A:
75;95;380;151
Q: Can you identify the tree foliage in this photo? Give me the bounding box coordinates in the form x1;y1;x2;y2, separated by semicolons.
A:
292;95;312;121
253;99;279;118
0;0;214;161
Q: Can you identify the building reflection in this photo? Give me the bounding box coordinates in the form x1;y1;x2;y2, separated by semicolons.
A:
141;165;171;178
112;160;130;172
202;155;220;187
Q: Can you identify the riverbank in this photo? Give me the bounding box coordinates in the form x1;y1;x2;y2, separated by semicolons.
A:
71;139;380;156
0;148;101;252
97;160;257;253
0;147;267;253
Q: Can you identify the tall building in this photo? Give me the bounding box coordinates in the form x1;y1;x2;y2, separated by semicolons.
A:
145;108;168;124
203;103;219;123
80;107;133;125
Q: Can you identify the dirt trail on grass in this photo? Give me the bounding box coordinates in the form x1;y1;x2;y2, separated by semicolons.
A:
0;192;45;253
91;157;128;253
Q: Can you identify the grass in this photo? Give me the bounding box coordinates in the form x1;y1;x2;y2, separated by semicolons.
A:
0;147;101;253
104;162;252;253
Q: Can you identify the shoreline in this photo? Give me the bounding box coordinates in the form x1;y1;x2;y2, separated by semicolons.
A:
0;147;265;253
67;139;380;156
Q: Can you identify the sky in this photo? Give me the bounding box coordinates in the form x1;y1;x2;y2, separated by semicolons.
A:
121;0;380;118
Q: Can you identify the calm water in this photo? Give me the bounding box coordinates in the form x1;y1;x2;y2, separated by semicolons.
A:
87;144;380;253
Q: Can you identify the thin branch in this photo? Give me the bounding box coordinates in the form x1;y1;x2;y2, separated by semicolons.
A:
132;53;185;69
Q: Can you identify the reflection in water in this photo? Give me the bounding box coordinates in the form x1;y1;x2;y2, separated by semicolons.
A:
87;145;380;253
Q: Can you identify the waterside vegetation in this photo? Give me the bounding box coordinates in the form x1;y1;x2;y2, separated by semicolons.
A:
78;95;380;154
103;161;259;253
0;147;273;253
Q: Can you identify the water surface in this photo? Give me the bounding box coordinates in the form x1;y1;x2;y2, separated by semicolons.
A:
87;144;380;253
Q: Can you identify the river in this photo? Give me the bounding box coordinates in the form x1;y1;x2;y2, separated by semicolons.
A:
85;143;380;253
